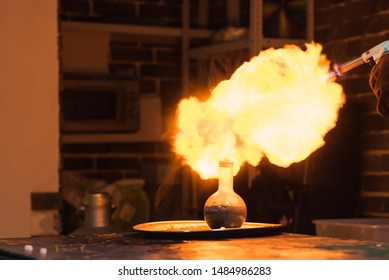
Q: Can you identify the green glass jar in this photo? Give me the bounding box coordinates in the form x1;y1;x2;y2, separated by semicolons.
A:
111;179;150;231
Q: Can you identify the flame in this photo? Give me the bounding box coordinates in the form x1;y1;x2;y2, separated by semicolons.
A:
174;43;345;179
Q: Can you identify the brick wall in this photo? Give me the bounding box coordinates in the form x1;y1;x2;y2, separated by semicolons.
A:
315;0;389;218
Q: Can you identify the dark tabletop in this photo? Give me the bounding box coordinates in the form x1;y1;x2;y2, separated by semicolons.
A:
0;231;388;260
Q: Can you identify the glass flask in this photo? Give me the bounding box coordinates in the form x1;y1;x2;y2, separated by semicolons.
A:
203;160;247;229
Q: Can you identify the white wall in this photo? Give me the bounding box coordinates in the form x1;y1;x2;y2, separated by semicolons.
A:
0;1;59;237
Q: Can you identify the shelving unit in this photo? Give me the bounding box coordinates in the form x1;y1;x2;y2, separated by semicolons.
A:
181;0;314;96
185;0;314;57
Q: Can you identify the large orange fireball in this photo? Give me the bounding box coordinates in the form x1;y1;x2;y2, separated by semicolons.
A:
174;43;345;179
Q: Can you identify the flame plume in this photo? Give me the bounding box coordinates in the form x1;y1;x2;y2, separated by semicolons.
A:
174;43;345;179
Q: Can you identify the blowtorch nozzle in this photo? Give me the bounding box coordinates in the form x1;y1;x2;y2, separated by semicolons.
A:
332;56;365;76
330;40;389;77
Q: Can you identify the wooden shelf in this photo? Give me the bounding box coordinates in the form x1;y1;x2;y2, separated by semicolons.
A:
60;20;213;39
188;38;309;59
188;39;250;58
61;133;163;144
260;38;309;48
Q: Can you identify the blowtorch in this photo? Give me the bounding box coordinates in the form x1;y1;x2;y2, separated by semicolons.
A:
330;40;389;77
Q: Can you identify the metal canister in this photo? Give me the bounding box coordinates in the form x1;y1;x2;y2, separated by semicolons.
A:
83;192;112;228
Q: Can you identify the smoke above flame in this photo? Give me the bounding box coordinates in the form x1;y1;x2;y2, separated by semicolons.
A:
174;43;345;179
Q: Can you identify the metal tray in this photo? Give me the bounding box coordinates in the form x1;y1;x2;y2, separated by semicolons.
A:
132;220;284;239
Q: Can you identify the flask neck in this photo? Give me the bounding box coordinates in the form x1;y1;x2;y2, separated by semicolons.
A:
218;161;234;193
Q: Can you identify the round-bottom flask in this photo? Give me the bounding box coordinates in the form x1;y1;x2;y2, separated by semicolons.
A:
203;160;247;229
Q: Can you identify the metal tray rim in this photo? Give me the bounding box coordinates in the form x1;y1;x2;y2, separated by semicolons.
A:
132;220;284;239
